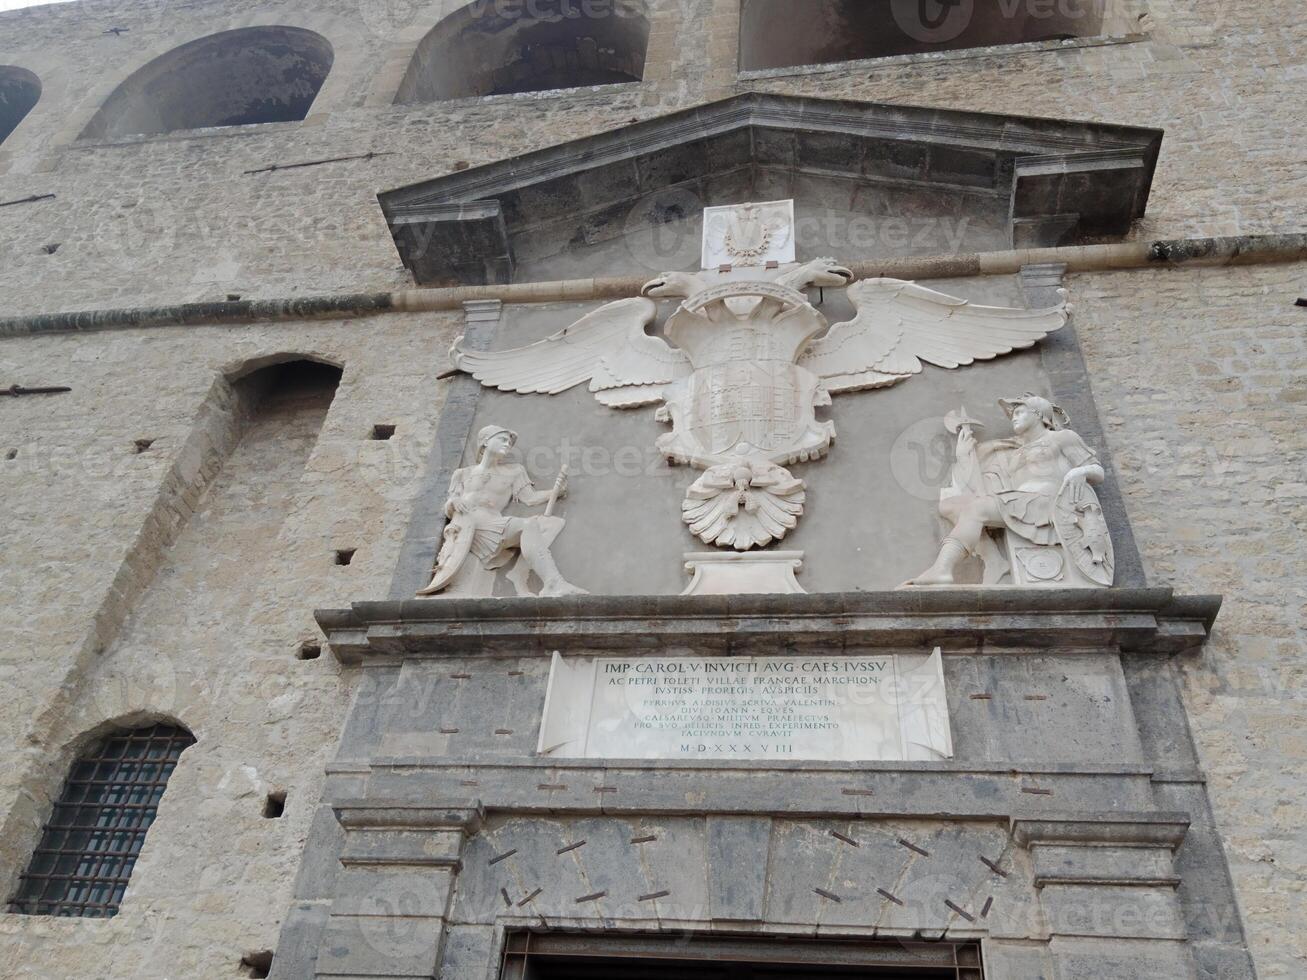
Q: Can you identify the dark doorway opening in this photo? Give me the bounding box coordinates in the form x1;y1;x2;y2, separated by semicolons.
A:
501;934;983;980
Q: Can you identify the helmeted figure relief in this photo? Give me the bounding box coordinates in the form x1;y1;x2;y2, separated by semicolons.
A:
447;201;1070;557
417;425;587;598
904;395;1115;588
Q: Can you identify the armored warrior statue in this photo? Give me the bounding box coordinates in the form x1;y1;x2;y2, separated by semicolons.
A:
904;395;1114;588
417;425;587;598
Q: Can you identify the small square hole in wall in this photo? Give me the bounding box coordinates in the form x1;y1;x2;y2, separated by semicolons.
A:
240;950;274;978
263;791;286;819
371;423;396;441
133;438;155;454
334;548;356;566
4;449;15;461
297;641;321;661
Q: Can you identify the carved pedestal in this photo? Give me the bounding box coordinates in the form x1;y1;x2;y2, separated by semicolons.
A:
997;530;1109;589
681;551;806;595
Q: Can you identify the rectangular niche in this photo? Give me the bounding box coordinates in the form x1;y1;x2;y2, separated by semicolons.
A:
739;0;1144;72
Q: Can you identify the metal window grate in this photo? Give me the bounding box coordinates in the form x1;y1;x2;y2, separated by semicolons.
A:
7;723;195;918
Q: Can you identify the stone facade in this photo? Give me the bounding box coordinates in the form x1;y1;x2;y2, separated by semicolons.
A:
305;590;1229;979
0;0;1302;977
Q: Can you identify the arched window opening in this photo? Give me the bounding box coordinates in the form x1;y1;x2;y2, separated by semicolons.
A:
8;722;195;917
739;0;1108;71
80;26;333;140
396;0;651;103
229;357;342;431
0;66;41;148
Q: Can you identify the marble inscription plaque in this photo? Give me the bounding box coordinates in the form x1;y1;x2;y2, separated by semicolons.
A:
537;651;952;762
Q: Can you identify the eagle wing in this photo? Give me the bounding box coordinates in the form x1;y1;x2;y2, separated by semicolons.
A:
799;278;1070;394
450;297;690;407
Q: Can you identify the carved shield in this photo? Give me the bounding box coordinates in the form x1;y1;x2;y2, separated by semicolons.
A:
688;362;800;455
417;519;476;595
671;361;831;466
1053;482;1115;587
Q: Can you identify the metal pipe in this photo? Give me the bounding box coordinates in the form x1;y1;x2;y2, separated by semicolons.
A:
1;233;1303;339
0;193;56;209
0;384;72;396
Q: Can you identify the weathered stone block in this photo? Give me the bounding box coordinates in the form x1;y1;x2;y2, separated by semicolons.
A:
315;913;446;978
707;816;771;921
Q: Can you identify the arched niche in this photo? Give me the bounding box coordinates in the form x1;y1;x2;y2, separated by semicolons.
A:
740;0;1107;71
223;351;344;385
0;66;41;148
227;357;343;427
396;0;651;103
80;26;333;140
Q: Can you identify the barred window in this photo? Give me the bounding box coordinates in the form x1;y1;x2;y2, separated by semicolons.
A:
8;723;195;917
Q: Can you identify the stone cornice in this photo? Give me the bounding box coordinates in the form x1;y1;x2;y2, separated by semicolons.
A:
1013;812;1191;850
376;91;1165;284
333;801;485;832
316;587;1221;664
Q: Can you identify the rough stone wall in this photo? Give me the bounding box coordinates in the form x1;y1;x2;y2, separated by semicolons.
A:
0;0;1302;976
1070;261;1307;978
0;311;462;979
0;0;1302;315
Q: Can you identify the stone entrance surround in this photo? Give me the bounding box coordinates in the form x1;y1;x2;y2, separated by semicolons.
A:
268;588;1252;979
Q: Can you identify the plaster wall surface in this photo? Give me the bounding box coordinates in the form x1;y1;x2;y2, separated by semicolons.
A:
0;0;1302;976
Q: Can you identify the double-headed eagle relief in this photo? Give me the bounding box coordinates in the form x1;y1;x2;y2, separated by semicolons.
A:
449;201;1072;557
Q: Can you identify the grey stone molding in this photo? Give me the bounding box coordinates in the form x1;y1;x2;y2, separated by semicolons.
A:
333;802;1189;851
304;795;1201;978
323;763;1171;823
281;587;1243;979
1013;813;1191;851
335;802;484;835
317;588;1222;664
1021;821;1190;888
310;804;483;978
377;92;1164;284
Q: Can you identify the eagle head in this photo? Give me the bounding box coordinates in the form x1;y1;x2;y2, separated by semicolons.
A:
641;270;704;299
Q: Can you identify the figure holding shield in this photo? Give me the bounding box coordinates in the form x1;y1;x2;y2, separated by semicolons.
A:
904;395;1113;588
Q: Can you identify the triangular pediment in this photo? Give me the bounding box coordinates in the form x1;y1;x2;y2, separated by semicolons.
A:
379;93;1162;286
